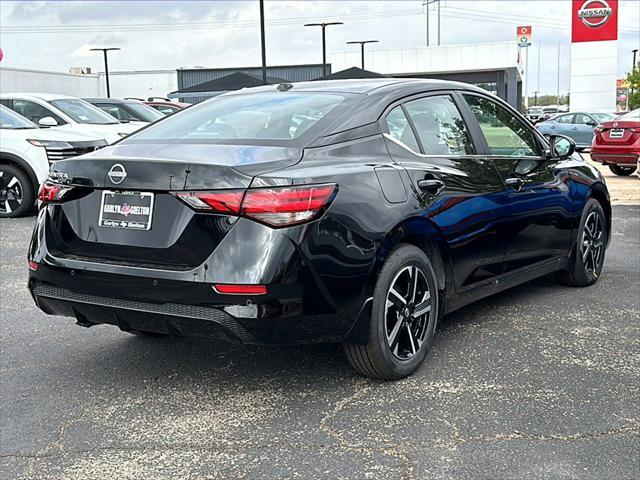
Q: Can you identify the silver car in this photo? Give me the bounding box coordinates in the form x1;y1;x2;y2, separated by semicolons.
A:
536;112;618;151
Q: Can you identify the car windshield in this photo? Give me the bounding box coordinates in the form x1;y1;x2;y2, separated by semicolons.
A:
0;104;38;129
124;101;164;122
49;98;119;125
124;92;353;146
618;109;639;121
591;113;617;122
529;108;543;114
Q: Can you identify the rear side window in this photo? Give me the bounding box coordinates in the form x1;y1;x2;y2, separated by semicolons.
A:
556;114;574;124
385;105;420;152
404;95;475;155
125;92;351;145
464;95;541;157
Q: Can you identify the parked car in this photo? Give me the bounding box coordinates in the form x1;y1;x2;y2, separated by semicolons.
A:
84;98;164;124
28;79;611;380
590;109;640;176
527;106;545;123
0;93;141;143
536;112;618;151
144;99;190;116
0;105;107;218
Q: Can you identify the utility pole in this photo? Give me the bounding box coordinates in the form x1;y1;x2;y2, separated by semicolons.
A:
346;40;379;70
633;49;639;71
259;0;267;84
424;0;429;46
437;0;441;46
90;47;120;98
556;43;561;106
533;90;539;106
537;41;542;101
304;22;343;77
423;0;441;47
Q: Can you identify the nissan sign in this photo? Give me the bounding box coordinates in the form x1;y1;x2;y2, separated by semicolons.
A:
572;0;618;42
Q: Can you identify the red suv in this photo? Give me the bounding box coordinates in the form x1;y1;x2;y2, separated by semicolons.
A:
591;109;639;176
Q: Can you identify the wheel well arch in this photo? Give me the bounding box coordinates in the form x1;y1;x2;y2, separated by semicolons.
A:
377;216;451;293
589;182;612;243
0;153;39;196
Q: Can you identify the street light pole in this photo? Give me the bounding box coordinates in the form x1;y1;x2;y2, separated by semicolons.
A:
90;47;120;98
633;49;639;71
346;40;379;70
259;0;267;84
304;22;343;77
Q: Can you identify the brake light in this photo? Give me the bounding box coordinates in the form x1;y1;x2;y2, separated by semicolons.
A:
28;260;39;271
38;182;72;205
176;191;243;213
242;185;336;227
175;184;337;228
214;284;267;295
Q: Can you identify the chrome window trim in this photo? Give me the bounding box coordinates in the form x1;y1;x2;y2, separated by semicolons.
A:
383;133;547;161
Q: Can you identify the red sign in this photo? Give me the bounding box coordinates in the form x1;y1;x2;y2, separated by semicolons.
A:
517;26;532;47
572;0;618;43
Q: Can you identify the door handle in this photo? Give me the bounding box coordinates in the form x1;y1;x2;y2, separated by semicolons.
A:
417;178;444;195
505;177;524;192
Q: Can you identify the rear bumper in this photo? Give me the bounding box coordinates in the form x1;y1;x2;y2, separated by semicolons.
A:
28;262;361;345
590;153;638;165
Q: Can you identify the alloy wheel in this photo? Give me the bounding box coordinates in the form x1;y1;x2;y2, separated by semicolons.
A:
0;171;24;215
581;211;604;277
385;265;432;360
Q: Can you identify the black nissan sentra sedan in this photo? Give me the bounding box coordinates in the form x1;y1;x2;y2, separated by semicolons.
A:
28;79;611;380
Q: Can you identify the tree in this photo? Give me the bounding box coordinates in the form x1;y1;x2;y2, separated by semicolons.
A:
626;67;640;110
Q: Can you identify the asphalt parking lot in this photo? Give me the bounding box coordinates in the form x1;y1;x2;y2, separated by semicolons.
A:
1;170;639;479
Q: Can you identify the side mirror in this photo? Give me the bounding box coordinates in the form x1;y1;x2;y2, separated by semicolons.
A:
586;120;597;127
38;116;58;127
547;134;576;160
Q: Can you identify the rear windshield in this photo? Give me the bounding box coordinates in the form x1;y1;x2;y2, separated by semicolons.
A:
123;92;353;146
49;99;120;125
618;109;639;121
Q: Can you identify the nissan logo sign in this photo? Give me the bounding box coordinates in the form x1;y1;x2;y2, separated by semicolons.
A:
107;164;127;185
578;0;613;28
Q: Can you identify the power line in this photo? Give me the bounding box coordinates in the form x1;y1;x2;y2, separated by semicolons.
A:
0;8;424;34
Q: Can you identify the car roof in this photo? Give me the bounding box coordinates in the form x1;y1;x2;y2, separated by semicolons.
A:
223;78;487;96
0;92;80;101
84;98;141;104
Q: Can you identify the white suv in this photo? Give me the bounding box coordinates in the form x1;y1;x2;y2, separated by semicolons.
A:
0;93;141;144
0;105;107;217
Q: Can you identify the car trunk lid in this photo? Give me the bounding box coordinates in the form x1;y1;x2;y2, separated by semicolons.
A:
45;143;303;269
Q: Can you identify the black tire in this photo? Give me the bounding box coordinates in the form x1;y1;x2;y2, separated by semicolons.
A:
557;198;607;287
608;164;636;176
0;164;34;218
343;244;440;380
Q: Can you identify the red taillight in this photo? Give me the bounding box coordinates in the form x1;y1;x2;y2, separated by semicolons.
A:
28;260;39;271
174;184;337;228
38;182;72;205
175;190;243;214
213;284;267;295
242;185;336;227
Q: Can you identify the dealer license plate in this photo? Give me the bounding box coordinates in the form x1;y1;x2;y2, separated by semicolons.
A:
609;128;624;139
98;190;154;230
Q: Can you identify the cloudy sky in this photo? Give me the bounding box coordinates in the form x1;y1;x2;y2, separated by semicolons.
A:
0;0;639;95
